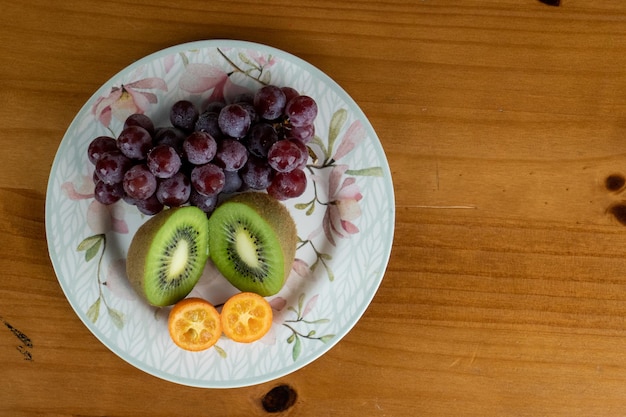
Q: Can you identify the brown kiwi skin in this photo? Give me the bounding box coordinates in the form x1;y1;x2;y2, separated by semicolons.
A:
215;192;297;294
127;209;175;303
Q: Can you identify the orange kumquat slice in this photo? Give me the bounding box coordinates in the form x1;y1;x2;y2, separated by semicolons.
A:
168;298;222;351
221;292;273;343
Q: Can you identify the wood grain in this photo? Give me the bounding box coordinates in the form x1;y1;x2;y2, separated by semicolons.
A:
3;0;626;415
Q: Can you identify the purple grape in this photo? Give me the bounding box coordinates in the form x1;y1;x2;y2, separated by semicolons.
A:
245;123;278;158
267;168;307;200
154;126;186;155
281;86;299;105
190;163;225;197
254;85;287;120
123;164;157;200
135;194;164;215
214;139;248;171
204;101;226;113
189;189;218;213
241;155;274;190
170;100;199;131
88;136;118;165
222;170;243;194
183;131;217;165
117;125;153;159
146;144;182;179
218;104;251;138
194;111;223;139
267;139;306;173
232;93;254;105
122;193;138;206
237;101;258;123
156;172;191;207
94;181;124;205
95;150;132;184
291;138;309;168
286;123;315;143
124;113;155;136
284;95;318;127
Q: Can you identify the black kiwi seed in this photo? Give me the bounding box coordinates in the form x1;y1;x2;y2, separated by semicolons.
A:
224;220;269;283
158;225;201;290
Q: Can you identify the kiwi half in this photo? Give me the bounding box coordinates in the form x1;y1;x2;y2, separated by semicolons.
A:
126;206;209;307
208;192;297;296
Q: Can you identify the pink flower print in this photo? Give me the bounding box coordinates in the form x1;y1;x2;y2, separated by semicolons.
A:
323;164;363;245
245;49;277;68
270;293;318;325
86;200;129;234
62;174;94;200
103;259;138;301
256;296;288;345
332;120;365;162
178;63;251;104
163;53;176;74
187;261;239;303
301;294;319;318
92;77;167;127
61;175;128;234
291;259;311;280
284;259;315;291
261;293;321;345
269;297;288;322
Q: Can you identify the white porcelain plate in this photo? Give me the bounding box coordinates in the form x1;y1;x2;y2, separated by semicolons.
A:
45;40;394;388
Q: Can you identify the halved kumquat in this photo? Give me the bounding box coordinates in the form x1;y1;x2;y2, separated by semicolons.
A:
221;292;273;343
168;298;222;351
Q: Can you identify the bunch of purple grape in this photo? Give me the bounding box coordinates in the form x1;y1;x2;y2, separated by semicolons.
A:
87;85;318;215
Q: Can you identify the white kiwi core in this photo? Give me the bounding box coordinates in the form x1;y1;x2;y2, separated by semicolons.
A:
168;239;190;281
235;228;260;269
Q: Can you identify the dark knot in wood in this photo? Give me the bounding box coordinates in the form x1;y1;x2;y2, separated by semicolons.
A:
262;384;297;413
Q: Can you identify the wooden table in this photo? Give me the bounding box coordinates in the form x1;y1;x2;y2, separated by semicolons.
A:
3;0;626;415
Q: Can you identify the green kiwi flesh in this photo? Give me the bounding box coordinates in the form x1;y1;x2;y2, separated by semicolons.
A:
126;206;209;307
208;192;297;296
